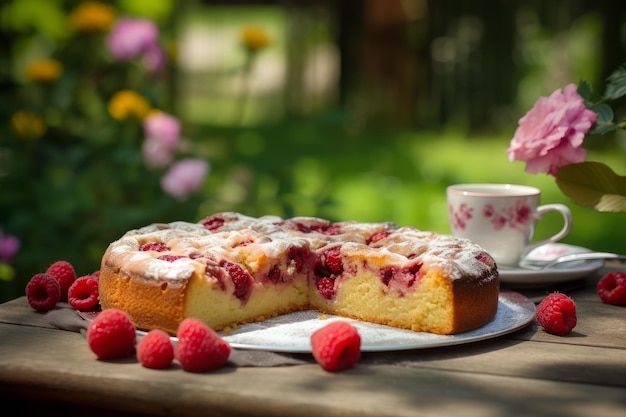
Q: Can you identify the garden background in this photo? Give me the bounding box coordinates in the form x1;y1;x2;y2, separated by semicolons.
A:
1;0;626;302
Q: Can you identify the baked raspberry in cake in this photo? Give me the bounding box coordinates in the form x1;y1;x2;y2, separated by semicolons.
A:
99;212;499;335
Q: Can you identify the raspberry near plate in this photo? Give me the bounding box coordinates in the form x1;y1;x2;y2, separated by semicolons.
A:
77;291;535;353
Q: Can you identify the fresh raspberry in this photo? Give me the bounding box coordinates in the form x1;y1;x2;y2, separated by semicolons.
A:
68;275;100;311
535;292;577;336
45;260;76;301
137;329;174;369
25;273;61;312
597;271;626;306
91;270;101;281
311;321;361;372
86;308;136;360
175;318;231;372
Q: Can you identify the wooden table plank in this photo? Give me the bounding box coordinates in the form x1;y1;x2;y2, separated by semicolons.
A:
1;320;625;417
2;263;626;417
2;343;625;417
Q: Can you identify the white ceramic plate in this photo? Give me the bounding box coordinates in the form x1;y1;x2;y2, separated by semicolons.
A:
499;243;604;288
78;292;534;353
220;291;534;352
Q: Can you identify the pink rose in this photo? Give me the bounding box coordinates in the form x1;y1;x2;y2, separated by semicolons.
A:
506;83;598;176
106;17;159;62
160;158;209;201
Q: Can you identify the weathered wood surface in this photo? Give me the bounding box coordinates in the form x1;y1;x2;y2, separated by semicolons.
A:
1;265;625;417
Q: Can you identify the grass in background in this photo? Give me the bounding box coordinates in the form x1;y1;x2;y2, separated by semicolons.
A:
191;118;626;256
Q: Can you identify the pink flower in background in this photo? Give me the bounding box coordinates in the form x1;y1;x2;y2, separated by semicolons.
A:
506;83;598;176
143;44;167;76
142;137;175;168
143;111;180;147
0;229;20;263
106;17;159;62
161;158;210;201
142;111;181;169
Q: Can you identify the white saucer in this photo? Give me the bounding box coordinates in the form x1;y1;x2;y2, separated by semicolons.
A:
499;243;605;288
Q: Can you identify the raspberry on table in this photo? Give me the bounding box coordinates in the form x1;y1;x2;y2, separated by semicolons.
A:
45;260;76;302
86;308;137;360
137;329;174;369
68;275;100;311
25;273;61;312
310;321;361;372
535;292;577;336
175;318;231;372
597;271;626;306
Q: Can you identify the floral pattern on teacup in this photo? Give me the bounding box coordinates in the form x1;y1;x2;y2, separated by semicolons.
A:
449;202;473;230
449;199;532;231
483;200;532;231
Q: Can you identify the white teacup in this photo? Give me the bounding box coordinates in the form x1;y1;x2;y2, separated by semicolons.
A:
446;184;572;267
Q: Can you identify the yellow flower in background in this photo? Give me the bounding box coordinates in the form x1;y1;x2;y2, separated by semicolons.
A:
11;111;46;139
241;26;270;52
108;90;151;121
25;59;63;83
69;1;116;33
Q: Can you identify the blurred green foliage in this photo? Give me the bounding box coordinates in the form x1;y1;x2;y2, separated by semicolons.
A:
0;0;202;301
2;0;626;304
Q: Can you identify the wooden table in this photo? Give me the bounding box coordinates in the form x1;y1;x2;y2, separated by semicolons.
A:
1;263;626;417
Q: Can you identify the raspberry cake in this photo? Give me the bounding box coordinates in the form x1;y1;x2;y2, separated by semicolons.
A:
99;212;499;335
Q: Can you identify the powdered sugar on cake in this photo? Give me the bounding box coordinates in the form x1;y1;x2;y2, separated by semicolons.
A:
100;212;499;335
106;212;495;283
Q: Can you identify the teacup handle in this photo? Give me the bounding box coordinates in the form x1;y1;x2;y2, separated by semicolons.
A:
523;203;573;254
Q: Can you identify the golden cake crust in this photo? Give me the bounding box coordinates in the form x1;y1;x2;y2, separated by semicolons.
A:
99;212;499;335
99;262;187;335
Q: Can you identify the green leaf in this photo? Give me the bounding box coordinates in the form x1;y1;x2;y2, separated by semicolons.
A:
556;161;626;212
603;64;626;101
590;123;620;135
589;103;616;135
577;79;593;104
591;103;614;124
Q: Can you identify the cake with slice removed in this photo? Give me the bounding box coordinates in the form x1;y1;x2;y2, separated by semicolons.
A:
99;212;499;335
